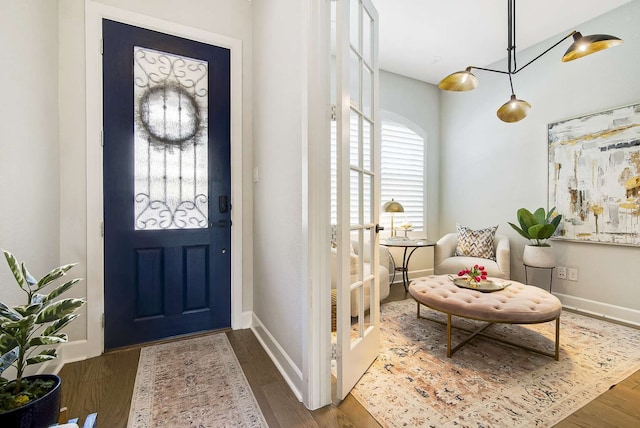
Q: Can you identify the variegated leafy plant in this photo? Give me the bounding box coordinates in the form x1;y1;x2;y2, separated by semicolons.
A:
0;250;84;399
508;207;563;247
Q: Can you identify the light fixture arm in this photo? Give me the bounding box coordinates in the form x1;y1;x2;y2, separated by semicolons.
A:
511;30;577;74
507;0;515;72
506;0;577;74
508;72;515;97
468;65;509;76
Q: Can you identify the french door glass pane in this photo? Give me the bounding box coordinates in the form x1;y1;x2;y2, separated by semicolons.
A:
363;65;372;118
133;46;209;230
364;173;372;224
350;51;361;111
363;118;372;171
350;0;360;51
350;112;360;167
350;169;361;226
363;10;373;65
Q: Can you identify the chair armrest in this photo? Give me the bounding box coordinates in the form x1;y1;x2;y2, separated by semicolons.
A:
330;248;360;289
494;234;511;279
378;245;390;272
351;240;389;267
434;233;458;268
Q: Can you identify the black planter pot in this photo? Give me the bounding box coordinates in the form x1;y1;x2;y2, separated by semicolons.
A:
0;374;62;428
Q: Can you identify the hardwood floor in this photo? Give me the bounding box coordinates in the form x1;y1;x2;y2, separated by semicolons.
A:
59;283;640;427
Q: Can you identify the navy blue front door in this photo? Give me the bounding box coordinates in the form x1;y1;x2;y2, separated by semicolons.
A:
102;19;231;350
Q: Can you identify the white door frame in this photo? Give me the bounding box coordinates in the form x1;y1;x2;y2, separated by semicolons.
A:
303;0;332;410
84;1;244;358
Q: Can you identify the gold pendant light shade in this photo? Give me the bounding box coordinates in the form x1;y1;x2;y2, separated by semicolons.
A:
561;32;623;62
496;95;531;123
438;67;479;91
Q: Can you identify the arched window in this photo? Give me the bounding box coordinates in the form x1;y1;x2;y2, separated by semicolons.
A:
380;119;425;232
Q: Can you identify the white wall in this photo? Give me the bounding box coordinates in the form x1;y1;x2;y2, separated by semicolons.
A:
251;0;307;398
440;1;640;323
0;1;60;308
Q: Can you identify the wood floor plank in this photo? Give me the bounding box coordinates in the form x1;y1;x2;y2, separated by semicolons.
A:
227;329;282;387
600;385;640;418
261;381;318;428
59;348;140;428
556;399;640;428
327;395;381;428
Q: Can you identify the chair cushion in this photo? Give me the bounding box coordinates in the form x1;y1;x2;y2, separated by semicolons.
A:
455;223;498;260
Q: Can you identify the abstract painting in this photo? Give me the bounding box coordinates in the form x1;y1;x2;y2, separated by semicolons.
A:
548;103;640;246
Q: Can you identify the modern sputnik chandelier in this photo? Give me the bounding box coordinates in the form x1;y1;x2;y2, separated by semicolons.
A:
438;0;623;123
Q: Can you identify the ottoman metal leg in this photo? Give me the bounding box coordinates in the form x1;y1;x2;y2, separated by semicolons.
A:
447;314;451;357
448;317;493;358
555;316;560;361
415;302;561;360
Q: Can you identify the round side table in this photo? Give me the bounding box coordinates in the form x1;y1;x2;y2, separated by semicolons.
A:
380;239;436;291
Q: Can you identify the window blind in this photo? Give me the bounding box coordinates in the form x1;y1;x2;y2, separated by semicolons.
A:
380;121;424;231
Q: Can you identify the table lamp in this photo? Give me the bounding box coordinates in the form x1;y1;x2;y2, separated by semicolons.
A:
382;199;404;237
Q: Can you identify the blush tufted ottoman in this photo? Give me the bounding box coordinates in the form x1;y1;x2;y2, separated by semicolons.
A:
408;275;562;360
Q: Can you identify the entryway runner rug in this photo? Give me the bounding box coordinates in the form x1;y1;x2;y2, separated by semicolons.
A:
351;299;640;427
127;333;268;428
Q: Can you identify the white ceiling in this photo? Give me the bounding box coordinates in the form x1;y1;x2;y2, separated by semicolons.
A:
375;0;632;84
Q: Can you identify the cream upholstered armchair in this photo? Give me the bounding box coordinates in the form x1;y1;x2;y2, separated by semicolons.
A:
434;233;511;279
330;241;390;317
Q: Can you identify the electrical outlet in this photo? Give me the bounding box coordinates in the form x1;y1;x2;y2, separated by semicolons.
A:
568;268;578;281
557;266;567;279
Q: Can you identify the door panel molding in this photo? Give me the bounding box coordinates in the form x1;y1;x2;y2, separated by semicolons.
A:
85;1;243;357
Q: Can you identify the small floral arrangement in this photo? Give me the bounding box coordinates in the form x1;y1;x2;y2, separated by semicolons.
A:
457;264;487;284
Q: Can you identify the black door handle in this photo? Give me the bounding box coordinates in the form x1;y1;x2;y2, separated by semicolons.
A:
375;224;384;233
211;219;232;228
219;195;229;213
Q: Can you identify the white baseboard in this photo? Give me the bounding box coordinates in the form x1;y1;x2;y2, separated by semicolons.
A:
390;268;433;285
250;313;303;401
35;339;90;376
554;292;640;327
241;311;253;329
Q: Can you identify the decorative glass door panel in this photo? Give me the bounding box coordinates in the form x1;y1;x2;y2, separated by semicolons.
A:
134;47;209;230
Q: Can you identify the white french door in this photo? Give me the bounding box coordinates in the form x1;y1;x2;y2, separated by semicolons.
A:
335;0;380;400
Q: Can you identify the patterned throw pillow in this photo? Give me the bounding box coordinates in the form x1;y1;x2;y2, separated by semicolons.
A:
454;223;498;260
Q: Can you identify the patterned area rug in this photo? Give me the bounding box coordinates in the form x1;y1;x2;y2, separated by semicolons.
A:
128;333;268;428
351;299;640;427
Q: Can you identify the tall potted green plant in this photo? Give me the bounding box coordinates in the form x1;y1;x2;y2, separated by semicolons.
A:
0;250;85;427
508;207;563;268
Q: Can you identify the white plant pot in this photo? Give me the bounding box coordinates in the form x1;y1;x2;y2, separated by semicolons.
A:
523;245;556;268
